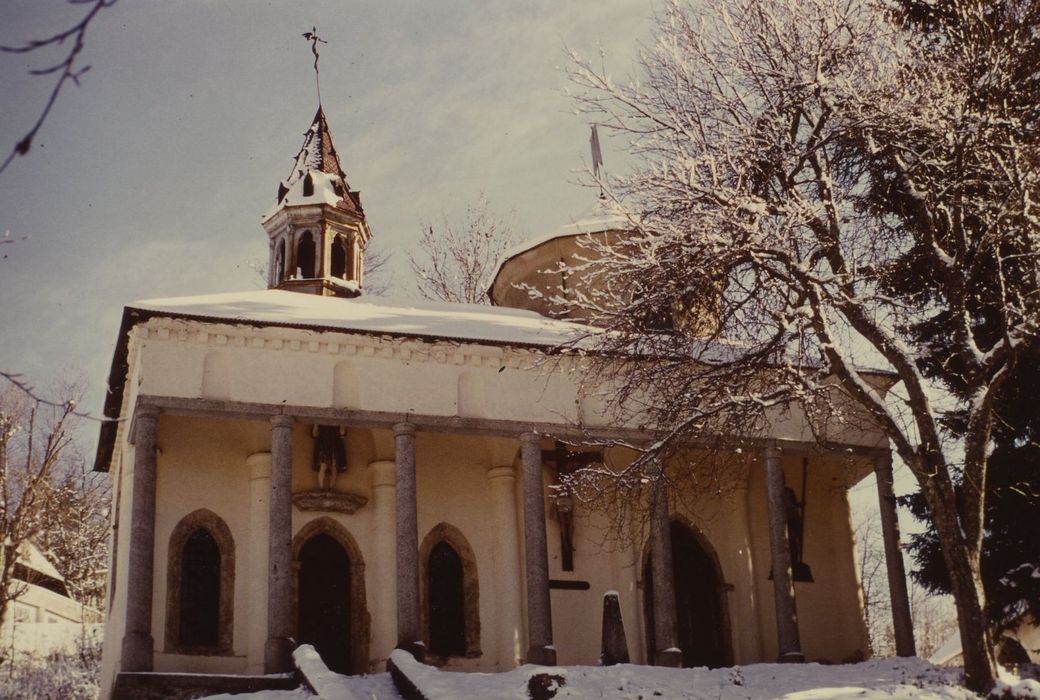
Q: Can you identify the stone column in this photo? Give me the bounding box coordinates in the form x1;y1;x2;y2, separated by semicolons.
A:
369;459;398;665
120;405;160;672
875;453;916;657
488;465;523;668
394;423;422;657
649;475;682;667
763;445;804;662
520;432;555;665
265;415;295;673
246;451;271;673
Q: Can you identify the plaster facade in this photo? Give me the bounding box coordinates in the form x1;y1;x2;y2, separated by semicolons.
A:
98;311;878;697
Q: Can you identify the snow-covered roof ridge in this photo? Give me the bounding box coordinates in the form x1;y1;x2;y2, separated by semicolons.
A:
130;289;595;348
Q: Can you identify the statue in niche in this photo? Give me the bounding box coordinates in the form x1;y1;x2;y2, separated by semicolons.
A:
312;425;347;490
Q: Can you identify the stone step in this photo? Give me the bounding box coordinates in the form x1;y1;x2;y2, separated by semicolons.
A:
112;671;298;700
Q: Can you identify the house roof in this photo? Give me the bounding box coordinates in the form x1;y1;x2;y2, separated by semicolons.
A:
130;289;593;347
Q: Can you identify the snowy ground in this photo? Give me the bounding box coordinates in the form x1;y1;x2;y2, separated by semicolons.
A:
201;655;1040;700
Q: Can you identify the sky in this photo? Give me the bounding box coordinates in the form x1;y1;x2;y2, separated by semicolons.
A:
0;0;653;437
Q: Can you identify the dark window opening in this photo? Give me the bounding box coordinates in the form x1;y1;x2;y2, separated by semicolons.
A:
179;528;220;648
12;563;69;598
331;237;346;279
297;232;316;278
427;541;466;657
298;534;352;673
303;173;315;197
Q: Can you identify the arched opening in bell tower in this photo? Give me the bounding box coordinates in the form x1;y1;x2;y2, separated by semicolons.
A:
297;232;316;278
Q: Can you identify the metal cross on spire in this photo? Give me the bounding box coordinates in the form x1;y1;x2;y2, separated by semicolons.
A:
302;26;328;105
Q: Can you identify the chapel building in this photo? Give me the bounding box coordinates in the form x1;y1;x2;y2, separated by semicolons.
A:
95;107;916;698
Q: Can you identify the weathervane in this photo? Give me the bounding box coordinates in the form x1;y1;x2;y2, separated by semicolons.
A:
590;124;605;199
302;27;328;105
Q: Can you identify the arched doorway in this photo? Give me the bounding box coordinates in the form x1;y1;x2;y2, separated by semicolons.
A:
298;533;352;673
643;521;729;668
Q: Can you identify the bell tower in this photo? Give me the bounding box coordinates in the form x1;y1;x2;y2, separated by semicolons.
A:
261;106;372;298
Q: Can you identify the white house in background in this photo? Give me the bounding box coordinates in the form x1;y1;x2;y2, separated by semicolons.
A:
2;542;99;657
94;105;916;699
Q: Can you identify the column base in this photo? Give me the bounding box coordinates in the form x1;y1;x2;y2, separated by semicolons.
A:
654;648;683;667
264;637;294;674
396;640;426;663
120;632;154;672
527;644;557;666
778;651;806;663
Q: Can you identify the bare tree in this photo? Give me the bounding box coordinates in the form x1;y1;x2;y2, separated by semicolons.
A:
564;0;1037;690
0;391;79;636
855;513;894;656
0;0;117;178
408;195;519;304
33;460;110;613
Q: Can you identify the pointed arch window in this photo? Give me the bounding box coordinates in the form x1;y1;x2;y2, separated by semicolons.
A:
165;509;235;655
297;231;316;278
420;523;480;660
331;235;347;279
428;541;465;656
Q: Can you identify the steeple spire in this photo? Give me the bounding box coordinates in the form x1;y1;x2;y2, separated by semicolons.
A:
262;105;372;298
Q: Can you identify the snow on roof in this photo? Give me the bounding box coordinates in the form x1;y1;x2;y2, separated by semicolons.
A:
130;289;594;348
263;171;347;221
19;542;64;582
263;106;363;222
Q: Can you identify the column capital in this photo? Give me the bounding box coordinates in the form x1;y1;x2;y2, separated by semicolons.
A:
271;414;294;429
136;404;161;423
520;431;542;447
393;422;416;437
763;443;781;460
487;465;517;481
131;405;161;446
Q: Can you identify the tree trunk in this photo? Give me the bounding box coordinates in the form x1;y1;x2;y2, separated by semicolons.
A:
923;480;996;693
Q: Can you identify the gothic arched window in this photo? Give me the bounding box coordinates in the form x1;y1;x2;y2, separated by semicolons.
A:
165;509;235;655
179;529;220;647
419;523;480;660
428;541;465;656
297;231;316;278
331;235;347;279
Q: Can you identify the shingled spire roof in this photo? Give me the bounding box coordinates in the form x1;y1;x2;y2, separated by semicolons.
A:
270;106;364;219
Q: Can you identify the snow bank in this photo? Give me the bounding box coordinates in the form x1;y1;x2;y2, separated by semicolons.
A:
293;644;361;700
384;652;1021;700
